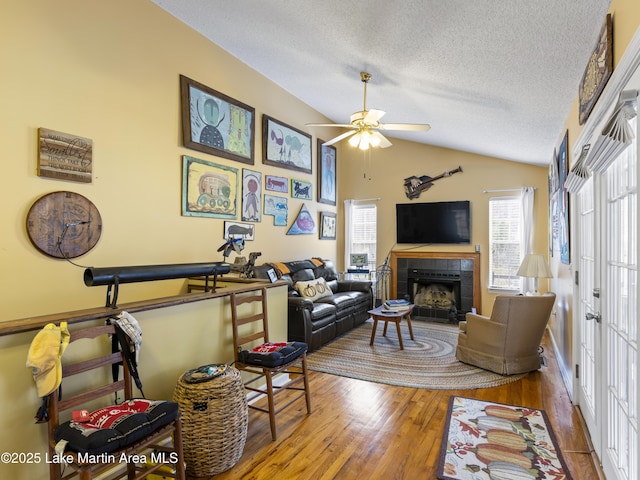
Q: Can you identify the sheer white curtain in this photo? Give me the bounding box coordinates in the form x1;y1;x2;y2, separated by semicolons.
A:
520;186;535;292
343;199;354;271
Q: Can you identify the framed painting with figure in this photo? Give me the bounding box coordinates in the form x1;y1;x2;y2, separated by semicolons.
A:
262;115;312;173
241;168;261;222
557;131;570;264
317;140;336;205
180;75;255;165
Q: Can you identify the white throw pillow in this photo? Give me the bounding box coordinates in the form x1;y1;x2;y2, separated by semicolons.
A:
294;277;333;301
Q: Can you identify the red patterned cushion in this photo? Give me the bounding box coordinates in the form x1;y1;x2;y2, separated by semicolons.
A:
54;399;178;455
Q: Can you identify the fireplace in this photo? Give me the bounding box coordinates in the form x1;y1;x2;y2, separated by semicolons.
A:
390;251;481;323
408;269;461;322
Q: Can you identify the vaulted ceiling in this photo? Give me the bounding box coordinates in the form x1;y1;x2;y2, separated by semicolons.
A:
152;1;611;166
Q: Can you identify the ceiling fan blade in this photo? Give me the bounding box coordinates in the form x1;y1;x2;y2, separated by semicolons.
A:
364;109;386;124
323;130;358;146
372;131;393;148
306;123;356;128
379;123;431;132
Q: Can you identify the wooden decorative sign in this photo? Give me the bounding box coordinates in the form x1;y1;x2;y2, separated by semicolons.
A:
38;128;93;183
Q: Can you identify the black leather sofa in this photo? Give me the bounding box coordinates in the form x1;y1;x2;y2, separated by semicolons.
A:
254;258;373;352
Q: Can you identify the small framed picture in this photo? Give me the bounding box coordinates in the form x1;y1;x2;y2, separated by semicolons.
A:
223;221;255;240
319;211;336;240
291;178;312;200
267;268;278;283
265;174;289;193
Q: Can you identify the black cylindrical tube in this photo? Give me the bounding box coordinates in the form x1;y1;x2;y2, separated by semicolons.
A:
84;262;230;286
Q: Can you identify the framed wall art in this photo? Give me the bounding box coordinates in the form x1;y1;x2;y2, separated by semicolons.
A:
557;131;570;264
180;75;255;165
287;204;317;235
291;178;312;200
224;221;255;240
287;204;316;235
548;148;559;257
263;194;288;226
578;14;613;125
241;168;261;222
317;139;336;205
262;114;312;173
265;174;288;193
181;155;238;219
319;211;336;240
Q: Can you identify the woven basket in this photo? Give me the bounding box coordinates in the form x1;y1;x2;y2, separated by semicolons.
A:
173;365;248;477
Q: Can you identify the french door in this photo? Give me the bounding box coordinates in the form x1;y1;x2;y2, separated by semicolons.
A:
576;176;601;453
575;115;638;480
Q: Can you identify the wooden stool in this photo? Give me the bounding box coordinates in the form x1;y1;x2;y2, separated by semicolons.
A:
368;305;415;349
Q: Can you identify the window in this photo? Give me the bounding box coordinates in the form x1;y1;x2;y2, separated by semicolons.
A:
345;202;377;271
489;196;522;290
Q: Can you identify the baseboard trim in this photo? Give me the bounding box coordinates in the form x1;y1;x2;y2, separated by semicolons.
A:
547;326;574;401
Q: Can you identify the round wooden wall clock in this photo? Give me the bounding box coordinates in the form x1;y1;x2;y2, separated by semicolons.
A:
26;191;102;258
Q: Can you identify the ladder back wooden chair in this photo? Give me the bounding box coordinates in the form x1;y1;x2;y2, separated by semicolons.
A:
45;322;185;480
230;287;311;440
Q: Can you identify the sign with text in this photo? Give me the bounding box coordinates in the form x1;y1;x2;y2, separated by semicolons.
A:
38;128;93;183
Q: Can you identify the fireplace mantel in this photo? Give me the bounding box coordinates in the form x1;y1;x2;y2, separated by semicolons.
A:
390;251;481;316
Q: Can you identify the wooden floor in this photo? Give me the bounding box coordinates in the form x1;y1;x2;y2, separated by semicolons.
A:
203;331;603;480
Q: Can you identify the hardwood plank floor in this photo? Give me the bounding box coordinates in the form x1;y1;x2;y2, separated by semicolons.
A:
205;331;603;479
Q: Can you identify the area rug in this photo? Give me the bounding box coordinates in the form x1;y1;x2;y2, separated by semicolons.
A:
306;320;527;390
437;396;572;480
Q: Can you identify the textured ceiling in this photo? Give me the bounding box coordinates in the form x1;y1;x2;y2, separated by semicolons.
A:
152;1;611;166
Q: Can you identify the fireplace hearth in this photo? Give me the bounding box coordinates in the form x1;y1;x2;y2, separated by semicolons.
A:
390;251;481;323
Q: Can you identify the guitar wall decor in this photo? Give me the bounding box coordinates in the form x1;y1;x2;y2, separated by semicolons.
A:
403;166;463;200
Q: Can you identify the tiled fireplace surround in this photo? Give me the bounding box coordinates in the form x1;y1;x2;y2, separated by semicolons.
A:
390;251;481;323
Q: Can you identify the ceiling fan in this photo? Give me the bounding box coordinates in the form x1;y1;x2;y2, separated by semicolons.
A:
307;71;431;150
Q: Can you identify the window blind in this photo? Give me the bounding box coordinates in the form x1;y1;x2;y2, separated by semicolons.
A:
489;196;522;290
349;204;377;270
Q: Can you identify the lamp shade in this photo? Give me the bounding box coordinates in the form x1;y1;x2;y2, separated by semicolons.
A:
516;254;553;278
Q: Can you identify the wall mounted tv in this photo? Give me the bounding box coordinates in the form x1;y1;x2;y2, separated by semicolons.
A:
396;200;471;244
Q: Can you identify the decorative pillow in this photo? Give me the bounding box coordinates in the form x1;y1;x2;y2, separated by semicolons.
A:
294;278;333;301
54;399;178;454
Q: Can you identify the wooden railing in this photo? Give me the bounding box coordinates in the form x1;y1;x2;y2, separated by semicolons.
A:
0;278;286;337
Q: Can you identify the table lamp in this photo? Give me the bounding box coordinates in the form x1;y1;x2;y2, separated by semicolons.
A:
516;253;553;295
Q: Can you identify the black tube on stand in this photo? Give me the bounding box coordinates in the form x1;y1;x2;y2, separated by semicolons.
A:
84;262;231;308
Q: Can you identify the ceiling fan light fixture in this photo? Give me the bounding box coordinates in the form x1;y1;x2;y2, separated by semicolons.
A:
306;71;430;149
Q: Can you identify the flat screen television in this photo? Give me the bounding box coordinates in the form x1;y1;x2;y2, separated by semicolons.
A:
396;200;471;244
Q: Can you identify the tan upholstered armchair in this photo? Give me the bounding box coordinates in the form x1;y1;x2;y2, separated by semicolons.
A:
455;293;556;375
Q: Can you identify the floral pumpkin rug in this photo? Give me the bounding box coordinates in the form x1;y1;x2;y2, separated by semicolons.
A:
438;396;572;480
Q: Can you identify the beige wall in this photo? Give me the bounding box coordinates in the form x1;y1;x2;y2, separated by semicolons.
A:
337;140;550;314
0;0;338;322
0;1;323;478
549;0;640;384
